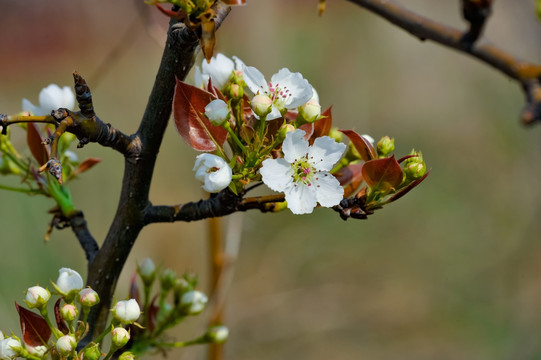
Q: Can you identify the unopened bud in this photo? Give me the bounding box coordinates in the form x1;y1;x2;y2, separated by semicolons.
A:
81;343;101;360
111;327;130;348
377;136;395;157
0;337;21;359
328;128;343;143
403;150;426;179
61;303;78;322
251;94;272;118
137;258;156;287
160;269;177;293
27;345;47;358
180;290;208;315
78;288;100;308
112;299;141;324
298;99;321;123
205;326;229;344
25;286;51;309
204;99;230;126
278;124;295;139
55;335;76;356
118;351;135;360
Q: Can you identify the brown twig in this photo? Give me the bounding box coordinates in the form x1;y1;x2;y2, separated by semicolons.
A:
346;0;541;125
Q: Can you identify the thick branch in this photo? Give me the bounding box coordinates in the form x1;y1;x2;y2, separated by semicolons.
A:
69;211;99;263
347;0;541;125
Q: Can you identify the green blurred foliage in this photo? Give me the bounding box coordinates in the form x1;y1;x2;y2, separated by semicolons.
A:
1;0;541;359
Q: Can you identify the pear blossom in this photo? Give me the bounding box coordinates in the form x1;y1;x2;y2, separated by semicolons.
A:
113;299;141;324
195;53;245;90
242;66;313;120
111;327;130;348
55;335;76;355
55;268;84;295
0;337;21;360
180;290;208;315
25;286;51;308
22;84;75;116
78;288;100;307
260;129;347;214
193;154;232;193
204;99;230;126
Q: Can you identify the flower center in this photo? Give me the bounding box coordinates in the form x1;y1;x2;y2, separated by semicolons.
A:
258;82;292;108
291;156;316;186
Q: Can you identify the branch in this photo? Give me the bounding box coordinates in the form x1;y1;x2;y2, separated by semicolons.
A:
144;192;285;224
69;211;99;263
347;0;541;125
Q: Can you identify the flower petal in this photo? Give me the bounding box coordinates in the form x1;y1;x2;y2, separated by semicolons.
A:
21;98;41;115
242;65;268;96
61;86;75;110
203;165;232;192
309;136;347;171
202;53;234;90
283;129;309;163
284;183;317;214
260;158;293;192
313;173;344;207
270;68;313;109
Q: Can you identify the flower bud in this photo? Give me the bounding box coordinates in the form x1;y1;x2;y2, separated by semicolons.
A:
278;124;295;139
250;94;272;118
403;150;426;179
180;290;208;315
228;83;242;98
54;268;84;296
112;299;141;324
25;286;51;309
111;327;130;348
0;337;21;360
63;150;78;164
298;99;321;123
81;343;101;360
328;127;343;143
160;268;177;293
377;136;395;157
118;351;135;360
205;326;229;344
27;345;47;358
205;99;230;126
137;258;156;287
78;288;100;307
61;304;78;322
55;335;76;356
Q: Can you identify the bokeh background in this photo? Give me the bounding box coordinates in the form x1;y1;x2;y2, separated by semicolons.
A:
2;0;541;359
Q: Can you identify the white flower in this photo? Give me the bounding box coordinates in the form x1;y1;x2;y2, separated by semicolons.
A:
0;337;21;360
27;345;47;358
25;286;51;308
260;129;346;214
204;99;230;126
180;290;208;315
193;154;232;193
55;335;76;355
22;84;75;116
113;299;141;324
242;66;313;120
111;327;130;348
55;268;84;295
206;326;229;344
195;53;245;90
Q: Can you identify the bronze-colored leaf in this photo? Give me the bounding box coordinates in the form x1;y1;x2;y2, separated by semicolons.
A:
73;158;102;176
129;272;140;305
299;123;314;140
310;106;332;144
362;156;403;191
147;295;160;334
334;163;364;198
54;298;69;335
340;129;376;161
173;80;228;151
26;123;49;166
389;170;430;202
220;0;246;5
15;302;52;347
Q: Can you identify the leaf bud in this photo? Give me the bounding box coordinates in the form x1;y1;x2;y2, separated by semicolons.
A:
111;327;130;348
250;94;272;118
377;136;395;158
180;290;208;315
25;286;51;309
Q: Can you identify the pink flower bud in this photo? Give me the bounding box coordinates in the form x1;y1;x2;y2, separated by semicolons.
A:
78;288;100;307
250;94;273;118
55;335;76;355
61;304;78;321
111;327;130;348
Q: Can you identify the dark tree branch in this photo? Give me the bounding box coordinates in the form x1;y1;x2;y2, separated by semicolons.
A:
81;2;231;344
69;211;99;263
347;0;541;125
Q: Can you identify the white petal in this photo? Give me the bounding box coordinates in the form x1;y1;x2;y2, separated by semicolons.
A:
260;158;293;192
203;165;232;193
362;134;375;146
309;136;347;171
232;56;245;70
242;65;268;97
283;129;309;163
264;105;283;120
39;84;64;115
21;98;41;115
313;173;344;207
284;183;317;214
60;86;75;110
270;68;313;109
202;53;234;90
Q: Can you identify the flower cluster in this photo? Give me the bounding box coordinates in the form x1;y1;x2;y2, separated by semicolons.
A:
177;53;428;216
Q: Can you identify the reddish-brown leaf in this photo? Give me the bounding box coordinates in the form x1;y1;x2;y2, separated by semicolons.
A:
334;163;364;198
220;0;246;5
15;302;51;347
129;272;140;305
73;158;101;176
299;123;314;140
389;170;430;202
173;79;228;151
340;129;376;161
310;106;333;144
362;156;403;191
54;298;69;335
147;295;160;334
26;123;49;166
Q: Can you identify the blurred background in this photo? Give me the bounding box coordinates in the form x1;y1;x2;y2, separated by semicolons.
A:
1;0;541;359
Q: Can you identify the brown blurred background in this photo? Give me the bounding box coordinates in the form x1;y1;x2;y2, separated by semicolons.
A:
2;0;541;359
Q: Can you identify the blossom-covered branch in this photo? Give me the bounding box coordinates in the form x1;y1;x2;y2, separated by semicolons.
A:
347;0;541;125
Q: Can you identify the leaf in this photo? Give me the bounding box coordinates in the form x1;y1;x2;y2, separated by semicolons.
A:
334;163;364;198
147;295;160;334
339;129;376;161
15;302;52;347
220;0;246;5
173;79;228;151
129;272;140;305
73;157;102;176
389;170;430;202
26;123;49;166
310;106;333;144
362;156;403;191
298;123;314;140
54;298;69;335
